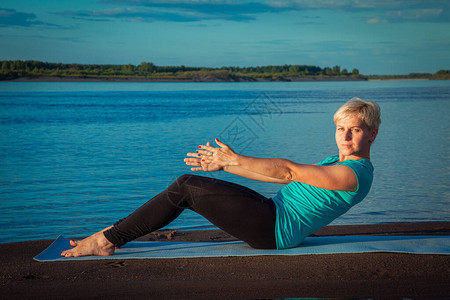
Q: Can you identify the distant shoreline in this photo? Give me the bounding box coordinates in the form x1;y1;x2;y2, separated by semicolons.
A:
368;78;430;81
7;76;369;83
4;76;444;83
2;61;447;82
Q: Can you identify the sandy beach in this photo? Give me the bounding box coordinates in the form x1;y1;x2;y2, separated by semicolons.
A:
1;222;449;299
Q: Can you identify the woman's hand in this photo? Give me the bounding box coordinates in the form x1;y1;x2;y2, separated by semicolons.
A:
185;139;290;183
185;142;222;172
198;138;239;168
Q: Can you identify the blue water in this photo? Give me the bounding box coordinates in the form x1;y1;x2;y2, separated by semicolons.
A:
0;80;449;243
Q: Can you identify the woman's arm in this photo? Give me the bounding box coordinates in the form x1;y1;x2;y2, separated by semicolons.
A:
223;165;290;184
184;144;289;184
234;156;356;191
200;139;357;191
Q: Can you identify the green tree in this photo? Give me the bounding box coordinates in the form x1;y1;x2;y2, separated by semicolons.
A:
289;65;300;74
432;69;449;79
1;61;8;71
323;67;332;75
137;62;155;74
332;65;340;75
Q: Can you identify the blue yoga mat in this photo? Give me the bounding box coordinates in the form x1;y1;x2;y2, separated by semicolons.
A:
34;235;450;262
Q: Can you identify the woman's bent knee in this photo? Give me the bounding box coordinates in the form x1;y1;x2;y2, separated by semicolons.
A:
176;174;200;184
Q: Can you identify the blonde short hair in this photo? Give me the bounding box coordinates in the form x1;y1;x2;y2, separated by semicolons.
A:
334;97;381;131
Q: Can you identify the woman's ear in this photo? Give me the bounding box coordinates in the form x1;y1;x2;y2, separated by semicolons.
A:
369;128;378;144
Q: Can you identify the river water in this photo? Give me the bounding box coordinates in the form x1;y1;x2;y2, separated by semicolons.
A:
0;80;448;243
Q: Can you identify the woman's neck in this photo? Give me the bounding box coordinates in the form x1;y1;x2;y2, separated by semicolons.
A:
339;153;370;162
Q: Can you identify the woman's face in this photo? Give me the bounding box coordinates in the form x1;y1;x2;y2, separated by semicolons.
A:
335;114;377;160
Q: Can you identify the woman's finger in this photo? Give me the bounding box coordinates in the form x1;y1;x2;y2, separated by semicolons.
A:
186;152;201;157
196;150;211;156
198;144;216;151
215;138;227;148
184;158;201;166
202;158;213;164
215;138;236;154
187;150;211;158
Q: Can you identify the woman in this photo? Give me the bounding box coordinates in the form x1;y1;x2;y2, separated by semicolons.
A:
61;97;380;257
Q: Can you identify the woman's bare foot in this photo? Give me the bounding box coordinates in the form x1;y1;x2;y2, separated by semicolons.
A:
61;226;115;257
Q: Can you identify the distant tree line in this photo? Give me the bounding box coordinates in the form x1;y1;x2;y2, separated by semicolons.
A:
368;70;450;80
0;60;366;81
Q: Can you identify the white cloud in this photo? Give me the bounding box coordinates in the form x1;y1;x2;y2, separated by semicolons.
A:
63;0;450;24
386;8;444;20
367;7;448;24
367;18;388;24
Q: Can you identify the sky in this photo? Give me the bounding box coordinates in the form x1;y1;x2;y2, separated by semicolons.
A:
0;0;449;75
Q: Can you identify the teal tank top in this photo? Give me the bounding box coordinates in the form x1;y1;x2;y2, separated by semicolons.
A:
272;156;374;249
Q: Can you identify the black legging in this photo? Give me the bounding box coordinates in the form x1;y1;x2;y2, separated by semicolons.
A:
103;174;277;249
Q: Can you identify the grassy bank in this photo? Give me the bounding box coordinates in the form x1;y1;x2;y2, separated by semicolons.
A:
0;60;366;81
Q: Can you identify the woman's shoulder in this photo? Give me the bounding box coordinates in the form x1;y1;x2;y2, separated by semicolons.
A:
316;155;339;166
338;158;373;171
318;156;374;183
318;155;373;169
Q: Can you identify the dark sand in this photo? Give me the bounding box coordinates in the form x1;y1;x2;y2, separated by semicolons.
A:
1;222;449;299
